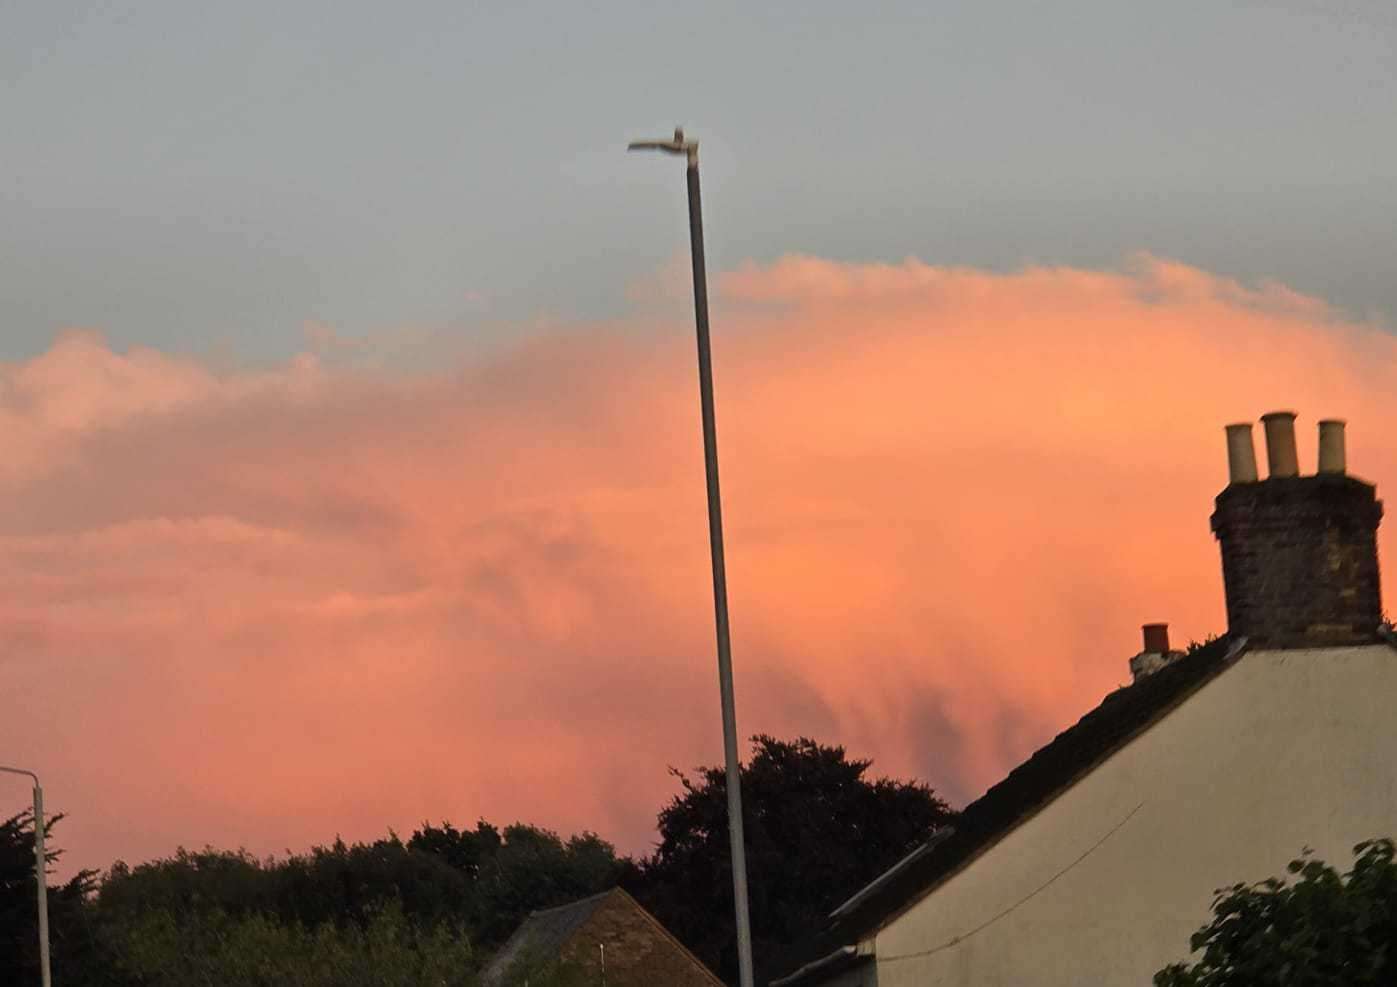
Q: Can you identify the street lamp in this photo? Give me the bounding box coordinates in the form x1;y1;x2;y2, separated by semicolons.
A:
628;127;756;987
1;766;51;987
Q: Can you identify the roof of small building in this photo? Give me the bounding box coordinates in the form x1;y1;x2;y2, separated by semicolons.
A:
483;885;727;987
481;888;616;985
772;633;1251;985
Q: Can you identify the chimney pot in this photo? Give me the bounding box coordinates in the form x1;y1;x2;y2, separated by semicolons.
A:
1318;419;1347;475
1261;411;1299;478
1224;423;1259;484
1142;623;1170;654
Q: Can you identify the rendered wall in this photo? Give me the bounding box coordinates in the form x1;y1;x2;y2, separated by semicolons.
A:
872;644;1397;986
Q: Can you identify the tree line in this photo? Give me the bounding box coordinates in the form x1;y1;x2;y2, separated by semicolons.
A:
1;735;952;986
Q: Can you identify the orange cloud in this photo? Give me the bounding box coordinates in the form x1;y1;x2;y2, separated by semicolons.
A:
2;256;1394;876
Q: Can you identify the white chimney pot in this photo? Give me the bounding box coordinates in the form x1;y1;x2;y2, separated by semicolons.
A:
1318;419;1347;475
1261;411;1299;479
1224;423;1259;484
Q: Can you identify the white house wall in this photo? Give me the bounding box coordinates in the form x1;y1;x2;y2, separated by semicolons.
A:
872;644;1397;987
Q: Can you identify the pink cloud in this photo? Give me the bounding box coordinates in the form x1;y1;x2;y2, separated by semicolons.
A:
2;255;1394;877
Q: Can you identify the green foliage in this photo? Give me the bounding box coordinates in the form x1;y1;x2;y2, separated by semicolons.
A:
117;899;476;987
477;825;628;947
633;735;955;984
99;846;270;918
99;834;472;933
1156;838;1397;986
409;819;502;880
277;833;475;930
495;943;593;987
89;819;628;977
410;820;630;950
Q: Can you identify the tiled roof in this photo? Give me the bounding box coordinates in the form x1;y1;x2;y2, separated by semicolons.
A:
481;889;615;985
772;634;1248;985
484;886;727;987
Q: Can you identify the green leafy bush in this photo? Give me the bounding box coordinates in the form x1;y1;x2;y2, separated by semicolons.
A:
1157;838;1397;986
117;899;476;987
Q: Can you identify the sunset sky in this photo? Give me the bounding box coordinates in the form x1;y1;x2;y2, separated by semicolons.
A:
3;2;1396;876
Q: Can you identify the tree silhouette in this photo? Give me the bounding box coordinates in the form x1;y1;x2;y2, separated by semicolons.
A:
631;735;954;984
1;811;113;985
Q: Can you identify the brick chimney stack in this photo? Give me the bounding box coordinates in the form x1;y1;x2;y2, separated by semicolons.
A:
1211;413;1384;648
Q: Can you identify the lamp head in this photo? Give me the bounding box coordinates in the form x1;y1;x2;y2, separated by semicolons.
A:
628;126;698;164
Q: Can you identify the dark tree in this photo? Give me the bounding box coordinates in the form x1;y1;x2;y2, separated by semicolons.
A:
271;834;473;930
98;847;271;920
1;811;119;985
99;835;472;934
411;820;630;949
631;735;955;985
408;819;502;881
1156;838;1397;986
93;818;629;968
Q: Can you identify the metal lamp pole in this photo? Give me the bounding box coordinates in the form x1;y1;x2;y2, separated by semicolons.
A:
1;766;51;987
628;127;755;987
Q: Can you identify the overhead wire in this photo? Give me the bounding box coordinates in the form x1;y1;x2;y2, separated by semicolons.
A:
878;801;1147;966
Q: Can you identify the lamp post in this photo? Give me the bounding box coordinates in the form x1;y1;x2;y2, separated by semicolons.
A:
1;766;51;987
628;127;755;987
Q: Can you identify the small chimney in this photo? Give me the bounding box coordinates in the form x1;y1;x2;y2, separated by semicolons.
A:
1212;413;1383;647
1130;623;1182;681
1225;423;1259;484
1318;419;1346;475
1261;410;1299;478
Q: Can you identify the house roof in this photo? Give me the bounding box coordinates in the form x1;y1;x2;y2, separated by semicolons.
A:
483;885;727;987
771;634;1250;986
481;888;615;985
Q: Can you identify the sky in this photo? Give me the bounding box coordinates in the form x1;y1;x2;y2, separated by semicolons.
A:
1;2;1395;876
